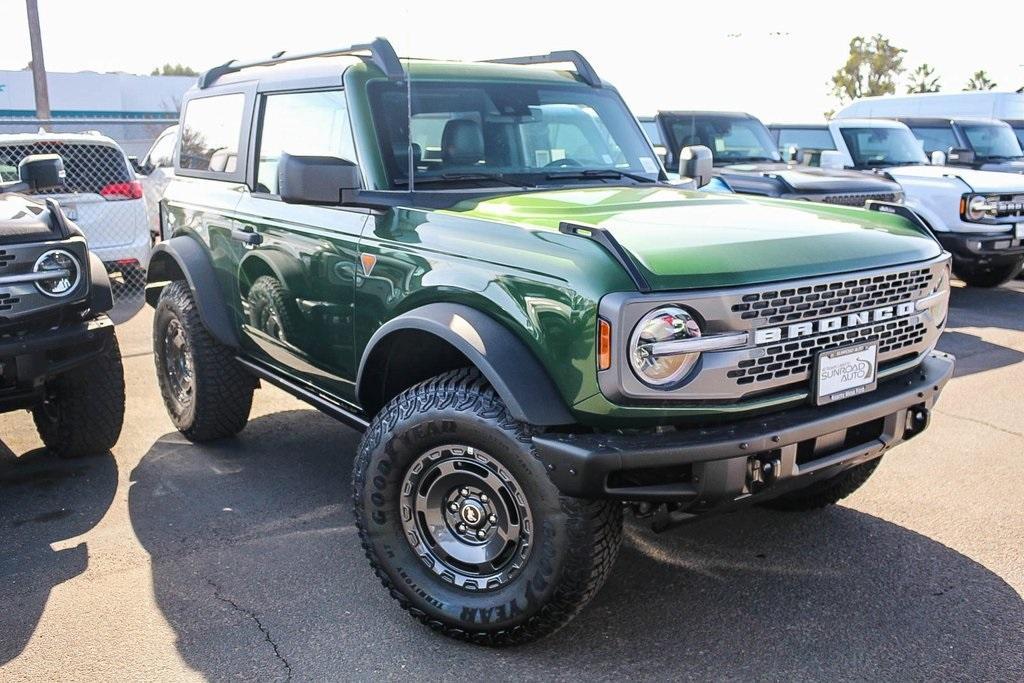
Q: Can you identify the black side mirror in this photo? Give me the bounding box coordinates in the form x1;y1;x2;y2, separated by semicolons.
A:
19;154;66;191
278;153;361;205
679;145;714;188
946;147;976;165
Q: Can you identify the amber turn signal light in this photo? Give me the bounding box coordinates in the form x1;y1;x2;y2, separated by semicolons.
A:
598;318;612;370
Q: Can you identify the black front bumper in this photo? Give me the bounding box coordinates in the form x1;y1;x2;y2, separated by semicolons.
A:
937;230;1024;265
0;316;114;411
533;352;955;510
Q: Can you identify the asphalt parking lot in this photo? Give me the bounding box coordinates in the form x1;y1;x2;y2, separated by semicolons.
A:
1;280;1022;681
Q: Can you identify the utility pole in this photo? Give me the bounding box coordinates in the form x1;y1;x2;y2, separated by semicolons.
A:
25;0;51;120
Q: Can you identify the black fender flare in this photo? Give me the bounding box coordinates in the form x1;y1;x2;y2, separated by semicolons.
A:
87;252;113;314
356;303;576;427
145;235;239;348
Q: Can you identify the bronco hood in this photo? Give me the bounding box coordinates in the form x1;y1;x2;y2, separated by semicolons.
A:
719;162;901;196
885;164;1024;194
449;186;942;290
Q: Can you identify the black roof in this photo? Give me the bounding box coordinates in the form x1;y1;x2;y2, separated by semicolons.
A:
657;110;757;119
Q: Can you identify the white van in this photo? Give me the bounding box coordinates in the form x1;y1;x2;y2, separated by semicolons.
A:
838;92;1024;148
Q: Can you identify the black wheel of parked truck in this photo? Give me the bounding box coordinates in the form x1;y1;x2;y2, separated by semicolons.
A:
353;368;623;646
33;334;126;458
153;281;255;442
762;458;882;512
953;257;1024;288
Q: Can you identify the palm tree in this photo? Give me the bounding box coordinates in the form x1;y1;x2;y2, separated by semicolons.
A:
964;70;997;91
907;64;941;93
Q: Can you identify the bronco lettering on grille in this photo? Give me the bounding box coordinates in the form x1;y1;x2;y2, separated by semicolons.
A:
754;301;916;345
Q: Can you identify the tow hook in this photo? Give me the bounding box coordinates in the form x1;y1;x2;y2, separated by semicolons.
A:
747;453;781;493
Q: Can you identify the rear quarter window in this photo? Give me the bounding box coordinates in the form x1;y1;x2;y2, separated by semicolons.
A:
178;93;246;174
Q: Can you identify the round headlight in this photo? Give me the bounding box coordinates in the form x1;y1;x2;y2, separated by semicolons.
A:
965;195;990;221
33;249;81;298
629;307;702;387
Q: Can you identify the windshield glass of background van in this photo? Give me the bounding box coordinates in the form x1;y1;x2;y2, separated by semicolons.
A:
840;127;929;167
961;123;1024;159
662;115;781;164
367;80;661;188
1012;125;1024;148
776;128;836;152
907;126;958;155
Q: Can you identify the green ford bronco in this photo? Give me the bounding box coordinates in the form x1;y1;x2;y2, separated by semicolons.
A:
146;39;955;645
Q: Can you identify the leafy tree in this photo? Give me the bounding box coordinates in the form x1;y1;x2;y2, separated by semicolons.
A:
151;63;198;77
907;64;941;93
964;70;997;91
830;35;906;106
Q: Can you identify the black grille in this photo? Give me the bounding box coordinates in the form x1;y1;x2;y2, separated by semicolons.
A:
0;250;13;269
730;267;933;326
0;141;130;195
820;192;901;207
728;318;928;385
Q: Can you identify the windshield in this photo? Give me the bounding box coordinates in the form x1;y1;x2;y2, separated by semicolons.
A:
774;127;836;153
961;123;1024;160
367;80;662;189
839;127;929;168
659;114;781;164
1012;124;1024;149
907;125;958;156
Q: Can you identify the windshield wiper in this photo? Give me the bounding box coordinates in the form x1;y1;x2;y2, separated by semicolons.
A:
393;172;528;188
720;156;779;164
544;168;656;183
982;155;1024;161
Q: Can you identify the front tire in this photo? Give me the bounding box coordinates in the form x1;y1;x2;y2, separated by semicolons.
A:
353;368;622;646
33;333;125;458
954;257;1023;288
153;280;254;442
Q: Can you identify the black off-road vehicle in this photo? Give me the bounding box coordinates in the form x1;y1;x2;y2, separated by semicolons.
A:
0;155;125;457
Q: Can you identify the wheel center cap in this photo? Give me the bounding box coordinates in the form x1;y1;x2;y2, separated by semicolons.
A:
459;500;485;527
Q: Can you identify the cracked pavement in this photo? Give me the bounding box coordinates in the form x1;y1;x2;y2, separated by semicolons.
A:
1;280;1022;681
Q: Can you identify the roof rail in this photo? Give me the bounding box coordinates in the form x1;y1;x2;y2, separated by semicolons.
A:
483;50;602;87
197;37;404;89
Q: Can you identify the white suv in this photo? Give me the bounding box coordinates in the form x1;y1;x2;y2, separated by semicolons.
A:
0;131;150;321
771;119;1024;287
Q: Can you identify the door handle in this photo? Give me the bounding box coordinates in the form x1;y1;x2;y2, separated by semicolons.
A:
231;225;263;246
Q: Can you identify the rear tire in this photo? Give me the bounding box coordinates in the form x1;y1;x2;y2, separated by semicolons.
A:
153;280;254;442
954;258;1023;288
33;333;125;458
353;368;622;646
762;458;881;511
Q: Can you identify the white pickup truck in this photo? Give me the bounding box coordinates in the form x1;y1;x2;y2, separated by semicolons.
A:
770;118;1024;287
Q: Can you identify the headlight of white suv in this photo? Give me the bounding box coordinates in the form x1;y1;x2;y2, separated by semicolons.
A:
629;307;703;386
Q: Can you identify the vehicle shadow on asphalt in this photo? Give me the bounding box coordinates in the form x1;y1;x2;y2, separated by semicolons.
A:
0;445;118;665
939;284;1024;377
128;410;1024;681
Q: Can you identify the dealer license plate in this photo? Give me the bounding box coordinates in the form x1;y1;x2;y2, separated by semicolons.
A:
814;342;878;405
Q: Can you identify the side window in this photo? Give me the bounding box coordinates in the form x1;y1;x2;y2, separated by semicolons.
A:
148;132;176;168
179;93;245;173
256;90;355;194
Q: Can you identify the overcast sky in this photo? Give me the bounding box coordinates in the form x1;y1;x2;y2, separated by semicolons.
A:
2;0;1022;122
